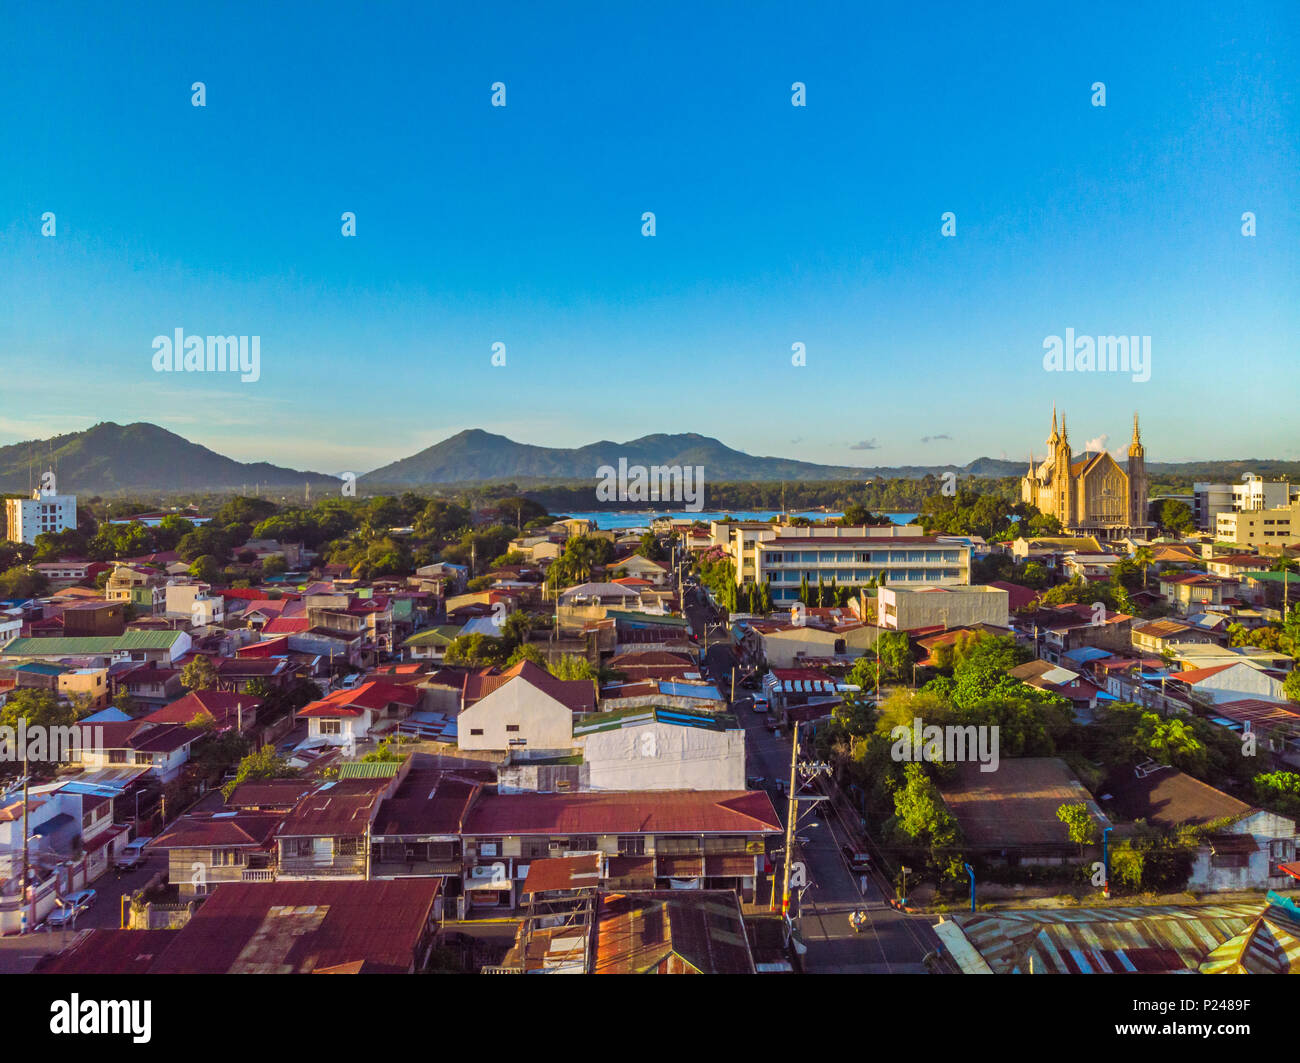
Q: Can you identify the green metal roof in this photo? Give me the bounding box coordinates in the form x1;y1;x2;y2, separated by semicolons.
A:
1;632;183;656
402;625;462;647
337;761;402;779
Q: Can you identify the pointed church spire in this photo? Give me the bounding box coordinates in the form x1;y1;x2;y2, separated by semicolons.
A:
1129;411;1145;459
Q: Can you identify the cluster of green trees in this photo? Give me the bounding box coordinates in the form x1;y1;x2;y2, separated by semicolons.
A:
544;536;616;589
811;630;1276;896
918;492;1058;541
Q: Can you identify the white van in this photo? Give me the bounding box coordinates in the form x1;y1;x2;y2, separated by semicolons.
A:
115;837;153;871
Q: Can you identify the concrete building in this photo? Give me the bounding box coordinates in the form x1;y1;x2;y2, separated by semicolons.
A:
1193;481;1236;531
878;585;1009;631
1215;501;1300;548
573;707;745;791
457;668;578;756
5;484;77;545
736;526;970;606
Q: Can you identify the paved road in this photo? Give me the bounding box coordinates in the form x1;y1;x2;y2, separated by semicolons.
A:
696;624;943;973
0;851;167;971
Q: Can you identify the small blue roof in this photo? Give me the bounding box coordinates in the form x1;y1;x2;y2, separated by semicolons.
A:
82;707;131;723
1061;647;1113;664
658;681;723;700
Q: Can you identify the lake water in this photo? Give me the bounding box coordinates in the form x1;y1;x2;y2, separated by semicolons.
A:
555;510;921;530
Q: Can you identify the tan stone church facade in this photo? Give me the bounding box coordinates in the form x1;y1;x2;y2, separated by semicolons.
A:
1020;408;1152;541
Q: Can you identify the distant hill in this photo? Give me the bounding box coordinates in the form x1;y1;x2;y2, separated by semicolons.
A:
359;429;882;486
0;422;1293;495
0;422;341;494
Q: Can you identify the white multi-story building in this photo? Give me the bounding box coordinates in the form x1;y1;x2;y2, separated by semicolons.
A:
1233;474;1298;512
5;484;77;544
732;524;971;606
1195;475;1299;531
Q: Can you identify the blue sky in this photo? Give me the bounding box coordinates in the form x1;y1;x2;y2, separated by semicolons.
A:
0;0;1296;475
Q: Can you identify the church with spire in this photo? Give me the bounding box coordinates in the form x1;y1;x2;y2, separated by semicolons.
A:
1019;407;1152;541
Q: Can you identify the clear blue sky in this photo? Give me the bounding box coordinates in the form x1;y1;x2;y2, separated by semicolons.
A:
0;0;1296;475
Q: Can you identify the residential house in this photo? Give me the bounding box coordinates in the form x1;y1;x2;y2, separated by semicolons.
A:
297;680;423;748
274;778;398;881
149;811;282;896
1102;765;1300;893
939;758;1111;866
73;720;200;782
142;689;262;736
459;789;781;911
591;890;756;974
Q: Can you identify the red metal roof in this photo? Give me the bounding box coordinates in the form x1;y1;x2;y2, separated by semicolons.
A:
464;791;781;836
147;879;440;974
143;689;262;728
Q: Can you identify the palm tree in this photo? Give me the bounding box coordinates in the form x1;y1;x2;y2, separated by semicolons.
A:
1133;546;1154;590
1273;553;1298;617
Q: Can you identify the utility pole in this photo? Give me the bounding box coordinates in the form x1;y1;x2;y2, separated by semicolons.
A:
20;748;29;933
780;726;800;920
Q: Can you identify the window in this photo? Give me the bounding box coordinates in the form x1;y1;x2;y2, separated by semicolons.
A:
337;837;360;856
478;838;501;857
108;750;128;763
505;724;520;732
469;728;484;736
320;720;342;735
569;835;597;851
213;849;241;866
1210;850;1248;869
618;835;646;856
293;839;313;857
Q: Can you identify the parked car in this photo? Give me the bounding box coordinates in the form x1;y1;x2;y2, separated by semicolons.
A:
47;889;96;927
115;837;153;871
339;673;364;689
842;846;872;872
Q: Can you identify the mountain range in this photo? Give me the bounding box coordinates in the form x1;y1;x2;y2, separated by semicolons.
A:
0;422;1294;495
0;423;341;494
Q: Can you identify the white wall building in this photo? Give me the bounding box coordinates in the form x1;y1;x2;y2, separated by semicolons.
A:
457;675;575;755
574;709;745;791
5;485;77;545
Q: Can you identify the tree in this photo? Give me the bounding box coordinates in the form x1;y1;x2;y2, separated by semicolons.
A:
550;654;600;694
1157;499;1194;535
1285;669;1300;706
507;643;547;667
874;631;915;682
637;532;666;562
180;655;220;691
885;762;965;880
0;689;78;780
950;635;1030;709
261;554;289;577
1254;771;1300;818
1056;802;1099;854
189;554;221;584
444;633;508;668
1273;555;1299;617
1132;546;1154;590
0;565;49;599
222;745;299;800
